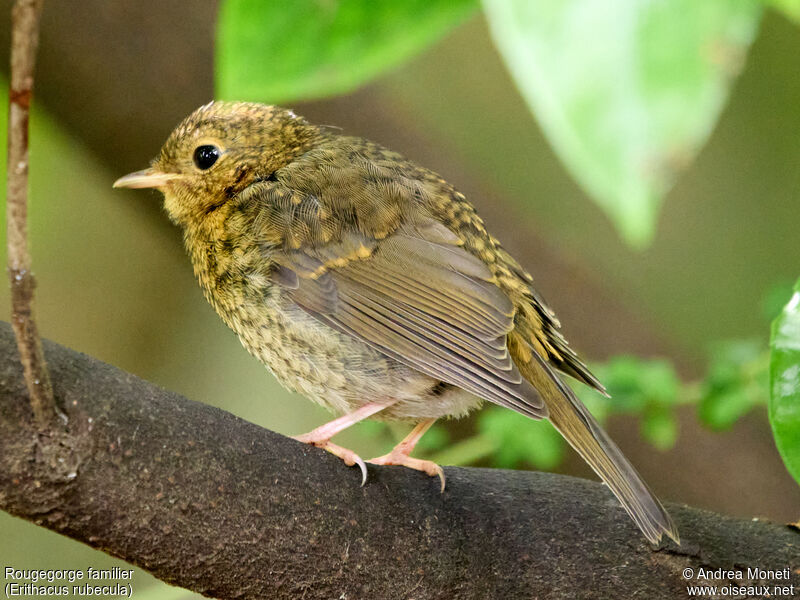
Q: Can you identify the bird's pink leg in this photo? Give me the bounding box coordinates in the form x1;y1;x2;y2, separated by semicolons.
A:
293;400;397;485
368;418;445;492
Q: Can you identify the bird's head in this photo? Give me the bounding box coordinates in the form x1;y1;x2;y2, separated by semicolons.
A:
113;101;318;227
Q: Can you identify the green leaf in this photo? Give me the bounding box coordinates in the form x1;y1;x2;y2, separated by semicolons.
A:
699;387;755;430
768;0;800;24
571;382;611;423
636;360;681;407
641;407;678;450
477;407;565;470
596;356;650;412
594;356;680;413
762;280;798;322
769;279;800;486
216;0;477;104
483;0;762;247
698;340;767;430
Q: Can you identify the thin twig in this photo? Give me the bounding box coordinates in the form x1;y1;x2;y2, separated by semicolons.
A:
6;0;54;427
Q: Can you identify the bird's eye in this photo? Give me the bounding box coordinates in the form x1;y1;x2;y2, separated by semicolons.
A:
193;145;220;170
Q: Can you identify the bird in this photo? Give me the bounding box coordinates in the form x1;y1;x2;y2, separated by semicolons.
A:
114;101;678;545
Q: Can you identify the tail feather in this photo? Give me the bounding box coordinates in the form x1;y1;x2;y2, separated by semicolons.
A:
511;335;679;545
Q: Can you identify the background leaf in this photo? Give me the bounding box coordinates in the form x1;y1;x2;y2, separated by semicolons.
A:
769;279;800;486
483;0;762;247
216;0;477;103
641;406;678;450
477;408;565;470
698;340;768;430
768;0;800;24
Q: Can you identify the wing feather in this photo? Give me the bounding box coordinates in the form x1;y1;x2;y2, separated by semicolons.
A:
272;219;546;418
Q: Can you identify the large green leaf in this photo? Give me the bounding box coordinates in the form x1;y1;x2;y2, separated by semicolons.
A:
216;0;477;104
769;279;800;486
483;0;762;247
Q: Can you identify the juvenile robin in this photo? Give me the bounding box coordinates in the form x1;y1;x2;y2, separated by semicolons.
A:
114;101;678;545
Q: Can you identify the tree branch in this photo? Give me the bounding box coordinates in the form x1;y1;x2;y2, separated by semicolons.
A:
6;0;54;428
0;321;797;599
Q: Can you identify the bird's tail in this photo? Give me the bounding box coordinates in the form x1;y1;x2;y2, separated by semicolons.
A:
510;333;679;545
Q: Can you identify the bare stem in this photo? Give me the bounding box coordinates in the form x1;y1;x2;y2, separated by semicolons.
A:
6;0;54;427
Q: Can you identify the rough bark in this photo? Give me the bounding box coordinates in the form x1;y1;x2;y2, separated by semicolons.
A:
0;321;797;599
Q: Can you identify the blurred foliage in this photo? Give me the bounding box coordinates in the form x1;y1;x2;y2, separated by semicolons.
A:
216;0;771;249
478;410;565;470
770;0;800;23
698;340;768;431
382;344;774;472
770;279;800;486
482;0;762;247
216;0;477;103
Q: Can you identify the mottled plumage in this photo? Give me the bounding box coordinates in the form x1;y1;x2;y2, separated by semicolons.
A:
114;101;678;545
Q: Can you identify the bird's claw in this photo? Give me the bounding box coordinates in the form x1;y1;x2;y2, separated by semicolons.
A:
350;451;368;487
368;452;446;493
292;435;368;485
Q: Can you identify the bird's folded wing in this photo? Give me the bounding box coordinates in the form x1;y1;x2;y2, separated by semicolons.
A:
270;219;546;418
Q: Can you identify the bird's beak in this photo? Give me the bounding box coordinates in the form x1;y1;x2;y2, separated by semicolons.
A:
113;168;178;190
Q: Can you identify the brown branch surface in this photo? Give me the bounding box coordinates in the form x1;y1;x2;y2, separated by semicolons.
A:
0;321;797;599
6;0;53;428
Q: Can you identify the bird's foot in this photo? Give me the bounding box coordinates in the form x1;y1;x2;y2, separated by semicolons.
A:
368;450;446;493
291;401;398;486
292;434;368;486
